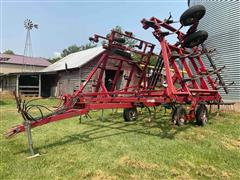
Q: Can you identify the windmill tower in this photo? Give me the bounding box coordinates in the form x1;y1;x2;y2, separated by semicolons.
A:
23;19;38;71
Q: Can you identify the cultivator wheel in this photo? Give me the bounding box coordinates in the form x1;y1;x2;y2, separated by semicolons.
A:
196;104;208;126
180;5;206;26
172;106;187;126
183;30;208;48
123;108;138;122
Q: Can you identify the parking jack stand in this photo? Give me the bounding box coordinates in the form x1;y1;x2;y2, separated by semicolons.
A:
25;120;39;158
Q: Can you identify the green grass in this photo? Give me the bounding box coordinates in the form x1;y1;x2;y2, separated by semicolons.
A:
0;96;240;179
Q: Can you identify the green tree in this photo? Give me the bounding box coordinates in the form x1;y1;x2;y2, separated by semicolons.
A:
49;57;61;63
61;44;81;58
49;43;96;63
80;43;97;51
102;25;136;47
60;43;96;58
3;50;15;55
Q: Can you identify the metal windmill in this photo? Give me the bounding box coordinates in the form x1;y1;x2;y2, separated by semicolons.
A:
23;19;38;71
23;19;38;57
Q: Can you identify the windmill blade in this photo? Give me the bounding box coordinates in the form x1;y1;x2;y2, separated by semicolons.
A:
34;24;38;29
24;19;34;30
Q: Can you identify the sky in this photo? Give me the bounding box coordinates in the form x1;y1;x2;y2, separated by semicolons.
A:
1;0;188;59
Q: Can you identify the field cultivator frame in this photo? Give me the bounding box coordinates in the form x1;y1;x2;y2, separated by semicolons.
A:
5;5;232;156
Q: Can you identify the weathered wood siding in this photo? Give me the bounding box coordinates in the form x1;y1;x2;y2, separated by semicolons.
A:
56;54;141;96
0;63;46;74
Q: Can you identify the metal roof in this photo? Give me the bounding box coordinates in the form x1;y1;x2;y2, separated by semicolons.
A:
0;53;51;67
42;46;105;72
0;71;56;77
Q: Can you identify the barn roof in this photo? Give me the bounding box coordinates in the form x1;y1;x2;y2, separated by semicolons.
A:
0;53;51;67
42;46;105;72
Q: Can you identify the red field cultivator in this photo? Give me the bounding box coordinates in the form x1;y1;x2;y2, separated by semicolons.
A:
5;5;232;155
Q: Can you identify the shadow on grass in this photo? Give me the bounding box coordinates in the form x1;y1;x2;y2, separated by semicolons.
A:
30;110;194;152
0;100;8;105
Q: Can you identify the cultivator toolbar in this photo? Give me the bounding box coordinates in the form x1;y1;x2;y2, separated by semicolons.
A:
5;5;233;155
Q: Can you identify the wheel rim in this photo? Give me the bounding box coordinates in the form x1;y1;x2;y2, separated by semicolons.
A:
184;30;208;48
179;117;185;124
123;108;138;122
196;105;208;125
200;110;208;124
180;5;206;26
194;12;202;19
172;106;186;125
185;17;194;25
129;111;136;121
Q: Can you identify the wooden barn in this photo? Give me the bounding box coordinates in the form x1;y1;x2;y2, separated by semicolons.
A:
0;54;51;96
41;46;141;97
0;46;141;97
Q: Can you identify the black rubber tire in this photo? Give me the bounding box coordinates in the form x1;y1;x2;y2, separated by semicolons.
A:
113;37;126;44
180;5;206;26
113;49;132;59
123;108;138;122
196;104;208;126
183;30;208;48
172;106;187;126
144;20;157;28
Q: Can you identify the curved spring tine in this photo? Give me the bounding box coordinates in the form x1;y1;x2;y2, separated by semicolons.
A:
22;110;35;121
25;105;44;120
32;106;44;120
26;104;53;113
25;97;44;107
13;91;22;112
